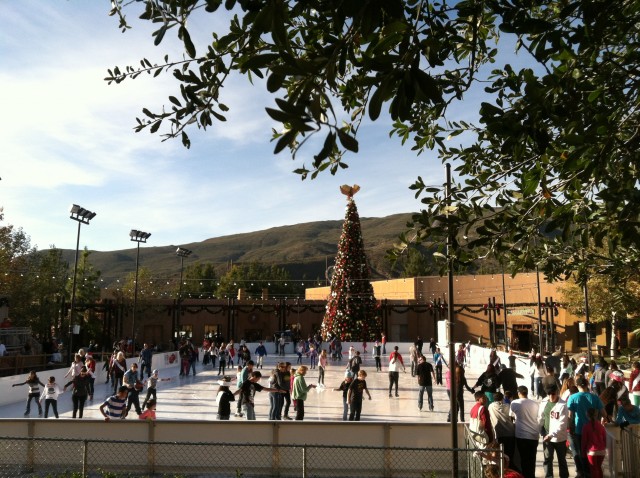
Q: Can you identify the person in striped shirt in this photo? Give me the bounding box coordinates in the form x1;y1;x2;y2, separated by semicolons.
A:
13;371;45;417
100;386;129;421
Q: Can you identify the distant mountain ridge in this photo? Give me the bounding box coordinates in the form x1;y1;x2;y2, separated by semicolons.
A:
58;213;416;285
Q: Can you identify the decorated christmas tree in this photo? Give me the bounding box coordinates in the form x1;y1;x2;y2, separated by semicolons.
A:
321;185;382;341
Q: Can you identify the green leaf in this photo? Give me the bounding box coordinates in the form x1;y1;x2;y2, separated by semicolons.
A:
265;107;294;123
153;25;167;46
588;89;602;102
337;129;359;152
149;120;162;133
266;73;285;93
180;27;196;58
274;130;296;154
369;84;385;121
242;54;281;72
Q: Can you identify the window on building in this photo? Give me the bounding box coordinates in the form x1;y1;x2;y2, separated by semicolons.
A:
495;328;506;345
180;324;193;339
204;325;219;338
244;329;263;342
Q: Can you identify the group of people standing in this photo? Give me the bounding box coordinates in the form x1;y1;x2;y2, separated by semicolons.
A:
469;349;640;478
215;360;317;421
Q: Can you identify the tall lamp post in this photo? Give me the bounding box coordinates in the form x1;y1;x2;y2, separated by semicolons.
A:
175;247;192;339
129;229;151;353
68;204;96;363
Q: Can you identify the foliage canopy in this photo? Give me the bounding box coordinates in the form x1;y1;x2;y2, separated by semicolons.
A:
108;0;640;286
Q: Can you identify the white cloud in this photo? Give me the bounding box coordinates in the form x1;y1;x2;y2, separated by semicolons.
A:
0;0;445;253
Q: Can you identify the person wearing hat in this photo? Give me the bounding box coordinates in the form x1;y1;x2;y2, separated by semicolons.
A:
538;382;569;478
141;369;171;410
604;360;619;388
334;370;354;421
567;376;604;478
215;377;235;420
600;370;628;423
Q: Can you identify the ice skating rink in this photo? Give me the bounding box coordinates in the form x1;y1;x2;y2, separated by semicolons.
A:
0;349;480;422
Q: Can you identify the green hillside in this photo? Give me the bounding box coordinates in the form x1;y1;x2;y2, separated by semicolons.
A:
57;213;416;285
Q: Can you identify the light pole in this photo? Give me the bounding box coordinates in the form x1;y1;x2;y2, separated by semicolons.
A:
583;283;593;372
68;204;96;363
129;229;151;353
175;247;192;339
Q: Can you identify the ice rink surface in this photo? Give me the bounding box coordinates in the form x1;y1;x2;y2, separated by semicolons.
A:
1;348;480;422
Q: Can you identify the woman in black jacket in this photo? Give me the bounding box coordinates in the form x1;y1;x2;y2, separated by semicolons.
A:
472;364;501;404
64;366;92;418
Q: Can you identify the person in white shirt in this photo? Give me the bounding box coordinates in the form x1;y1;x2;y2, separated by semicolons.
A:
0;340;6;356
488;392;517;472
510;386;540;478
39;376;63;419
388;346;406;398
538;383;569;478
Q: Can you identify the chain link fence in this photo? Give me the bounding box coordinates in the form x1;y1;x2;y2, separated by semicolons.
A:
0;436;493;478
620;425;640;477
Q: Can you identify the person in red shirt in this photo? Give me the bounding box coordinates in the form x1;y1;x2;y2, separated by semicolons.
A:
581;407;607;478
469;391;495;445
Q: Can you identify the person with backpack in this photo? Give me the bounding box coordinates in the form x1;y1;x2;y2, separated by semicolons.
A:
348;350;362;376
470;391;495;448
591;357;607;395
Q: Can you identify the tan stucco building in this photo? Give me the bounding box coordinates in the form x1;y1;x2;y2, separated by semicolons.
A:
93;273;629;355
306;272;617;354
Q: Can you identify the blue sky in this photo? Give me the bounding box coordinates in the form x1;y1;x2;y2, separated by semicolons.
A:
1;1;476;252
